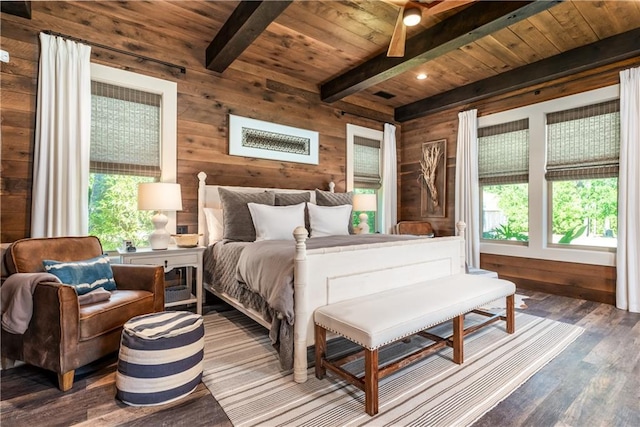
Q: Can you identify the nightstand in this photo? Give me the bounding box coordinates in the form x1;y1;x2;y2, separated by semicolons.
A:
118;246;205;314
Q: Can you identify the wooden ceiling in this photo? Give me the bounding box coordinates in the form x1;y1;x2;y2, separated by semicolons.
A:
203;0;640;121
15;1;638;122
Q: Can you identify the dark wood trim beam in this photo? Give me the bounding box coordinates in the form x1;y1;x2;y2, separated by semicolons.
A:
320;0;561;103
206;1;292;73
1;1;31;19
395;28;640;122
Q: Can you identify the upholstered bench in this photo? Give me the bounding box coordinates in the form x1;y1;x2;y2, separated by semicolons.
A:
116;311;204;406
314;274;516;416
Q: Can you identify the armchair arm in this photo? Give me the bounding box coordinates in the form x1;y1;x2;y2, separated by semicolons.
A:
111;264;164;311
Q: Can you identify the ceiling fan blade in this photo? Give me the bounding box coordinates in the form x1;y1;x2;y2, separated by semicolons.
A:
387;8;406;57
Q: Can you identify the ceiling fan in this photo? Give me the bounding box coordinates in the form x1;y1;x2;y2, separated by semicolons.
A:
387;0;475;57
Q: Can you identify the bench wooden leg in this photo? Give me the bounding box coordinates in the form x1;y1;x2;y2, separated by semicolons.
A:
506;294;515;334
364;349;379;416
314;324;327;379
58;370;75;391
453;314;464;364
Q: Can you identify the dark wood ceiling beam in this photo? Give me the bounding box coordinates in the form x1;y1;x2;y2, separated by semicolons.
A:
0;1;31;19
206;1;292;73
320;0;562;103
395;27;640;122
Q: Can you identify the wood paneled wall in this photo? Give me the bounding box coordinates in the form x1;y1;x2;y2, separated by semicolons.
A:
0;2;390;243
400;57;640;304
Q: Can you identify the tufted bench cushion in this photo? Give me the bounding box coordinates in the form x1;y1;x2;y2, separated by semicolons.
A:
314;273;516;415
116;311;204;406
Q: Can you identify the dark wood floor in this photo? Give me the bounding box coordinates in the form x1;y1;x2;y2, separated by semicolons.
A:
2;291;639;426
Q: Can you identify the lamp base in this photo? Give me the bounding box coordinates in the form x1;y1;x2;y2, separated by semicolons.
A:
356;213;370;234
149;212;170;250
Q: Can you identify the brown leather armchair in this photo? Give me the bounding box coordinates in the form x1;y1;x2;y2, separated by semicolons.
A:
1;236;164;391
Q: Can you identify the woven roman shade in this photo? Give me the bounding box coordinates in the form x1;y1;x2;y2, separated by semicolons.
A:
90;81;161;177
354;135;381;189
546;99;620;181
478;119;529;185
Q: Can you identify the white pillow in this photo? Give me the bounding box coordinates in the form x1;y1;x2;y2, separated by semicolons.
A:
247;202;305;241
203;207;224;244
307;203;351;238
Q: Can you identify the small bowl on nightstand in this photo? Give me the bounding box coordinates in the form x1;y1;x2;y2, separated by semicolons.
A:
171;234;201;248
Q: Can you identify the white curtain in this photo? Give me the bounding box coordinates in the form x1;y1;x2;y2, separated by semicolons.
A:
381;123;397;234
31;33;91;237
455;109;480;268
616;67;640;313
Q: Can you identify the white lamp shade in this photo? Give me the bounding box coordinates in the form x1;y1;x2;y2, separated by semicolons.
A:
353;193;377;212
138;182;183;211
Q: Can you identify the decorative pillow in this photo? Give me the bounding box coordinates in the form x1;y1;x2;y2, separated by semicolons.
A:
43;255;116;295
315;189;354;233
306;203;352;238
275;192;312;231
218;188;275;241
274;192;311;206
247;202;306;241
203;207;224;243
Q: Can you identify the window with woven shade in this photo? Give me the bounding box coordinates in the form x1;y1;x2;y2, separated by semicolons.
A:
478;119;529;243
91;81;161;178
546;99;620;181
353;135;381;189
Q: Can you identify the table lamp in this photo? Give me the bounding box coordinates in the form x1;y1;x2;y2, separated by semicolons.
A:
138;182;183;250
353;193;377;234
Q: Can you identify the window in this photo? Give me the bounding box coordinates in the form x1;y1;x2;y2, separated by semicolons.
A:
478;85;619;267
478;119;529;242
89;64;177;251
347;125;383;232
546;100;619;248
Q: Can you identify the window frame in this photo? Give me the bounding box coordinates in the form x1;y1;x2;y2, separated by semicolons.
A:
90;64;178;244
346;124;383;232
478;85;619;267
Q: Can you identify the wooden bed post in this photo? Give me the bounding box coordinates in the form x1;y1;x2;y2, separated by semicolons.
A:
197;172;207;247
293;225;309;383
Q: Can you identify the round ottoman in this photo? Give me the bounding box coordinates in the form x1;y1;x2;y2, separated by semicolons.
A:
116;311;204;406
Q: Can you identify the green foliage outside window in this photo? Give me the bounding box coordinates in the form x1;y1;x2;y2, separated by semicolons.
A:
482;183;529;242
89;173;154;251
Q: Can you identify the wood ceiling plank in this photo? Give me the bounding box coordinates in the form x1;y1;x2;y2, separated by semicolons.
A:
395;27;640;121
572;0;622;39
473;33;527;69
206;0;292;73
486;26;542;63
527;9;582;51
547;1;598;45
602;0;640;33
506;19;562;60
320;0;561;103
458;42;514;74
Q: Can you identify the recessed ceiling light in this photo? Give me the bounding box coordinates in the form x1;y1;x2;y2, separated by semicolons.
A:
416;73;428;80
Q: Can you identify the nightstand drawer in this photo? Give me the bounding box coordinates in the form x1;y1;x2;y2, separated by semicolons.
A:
129;253;198;269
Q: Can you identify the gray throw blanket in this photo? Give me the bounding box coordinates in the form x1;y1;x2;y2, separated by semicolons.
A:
1;272;60;334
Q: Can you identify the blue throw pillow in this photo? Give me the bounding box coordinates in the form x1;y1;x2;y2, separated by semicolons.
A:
43;255;117;295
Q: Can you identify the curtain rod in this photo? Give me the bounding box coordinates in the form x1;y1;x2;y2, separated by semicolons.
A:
43;30;186;74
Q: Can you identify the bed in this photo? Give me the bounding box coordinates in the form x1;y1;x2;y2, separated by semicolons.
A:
197;171;466;383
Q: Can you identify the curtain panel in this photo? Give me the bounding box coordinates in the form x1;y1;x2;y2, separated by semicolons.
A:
455;110;480;268
31;33;92;237
381;123;398;234
616;66;640;313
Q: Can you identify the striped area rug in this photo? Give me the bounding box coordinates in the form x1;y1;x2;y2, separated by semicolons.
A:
202;311;583;427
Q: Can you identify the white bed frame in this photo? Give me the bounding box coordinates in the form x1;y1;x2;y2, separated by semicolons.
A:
197;171;466;382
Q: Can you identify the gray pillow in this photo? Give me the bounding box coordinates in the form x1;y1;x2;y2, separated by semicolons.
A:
275;192;312;233
274;192;311;206
218;188;275;241
315;189;354;234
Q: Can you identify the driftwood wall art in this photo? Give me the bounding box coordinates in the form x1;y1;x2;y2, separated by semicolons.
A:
419;139;446;217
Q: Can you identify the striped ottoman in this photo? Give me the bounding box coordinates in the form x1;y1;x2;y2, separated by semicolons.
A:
116;311;204;406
